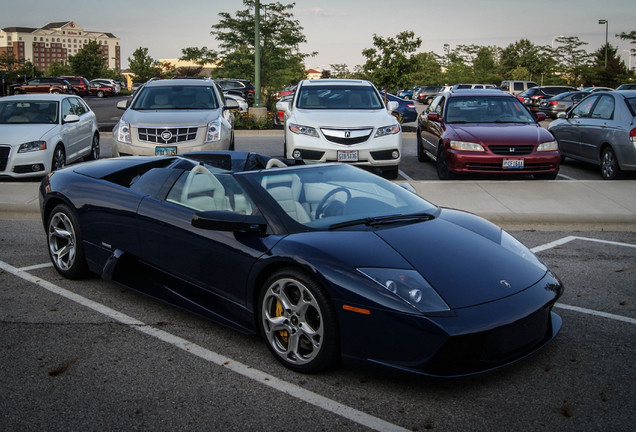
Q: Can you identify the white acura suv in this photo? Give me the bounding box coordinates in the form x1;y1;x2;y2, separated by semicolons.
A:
281;79;402;178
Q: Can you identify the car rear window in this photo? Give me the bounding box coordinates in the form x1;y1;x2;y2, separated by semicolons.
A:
296;85;383;110
132;85;220;110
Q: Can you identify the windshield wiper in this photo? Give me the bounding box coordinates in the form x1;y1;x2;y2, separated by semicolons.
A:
329;213;435;230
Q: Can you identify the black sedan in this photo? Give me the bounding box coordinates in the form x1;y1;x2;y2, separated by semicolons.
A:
518;86;576;112
538;91;590;119
40;152;563;377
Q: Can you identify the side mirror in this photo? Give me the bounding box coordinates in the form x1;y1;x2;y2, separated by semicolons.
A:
557;112;567;119
224;99;240;110
534;112;546;122
427;113;441;122
63;114;80;124
192;211;267;233
117;100;129;110
277;101;291;113
387;101;399;112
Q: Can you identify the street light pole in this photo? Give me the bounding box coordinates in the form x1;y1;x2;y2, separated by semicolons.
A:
599;19;608;69
254;0;261;108
551;35;564;49
624;49;633;72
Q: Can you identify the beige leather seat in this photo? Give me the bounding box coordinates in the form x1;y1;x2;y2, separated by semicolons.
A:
261;174;311;223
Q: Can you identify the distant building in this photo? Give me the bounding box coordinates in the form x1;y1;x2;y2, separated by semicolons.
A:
0;21;121;71
306;68;322;80
158;59;217;77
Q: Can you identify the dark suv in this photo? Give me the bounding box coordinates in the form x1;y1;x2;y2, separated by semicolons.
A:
59;76;91;96
214;78;255;103
9;77;72;95
518;86;575;111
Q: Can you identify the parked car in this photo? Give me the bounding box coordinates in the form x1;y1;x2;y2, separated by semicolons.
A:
59;76;90;96
87;82;115;98
273;84;296;99
538;91;591;119
40;150;563;376
9;77;72;95
518;86;576;112
0;94;99;178
396;88;416;100
549;90;636;180
616;84;636;91
417;89;560;180
275;94;293;125
112;79;239;157
500;80;537;96
223;93;248;113
582;87;614;93
451;83;498;90
415;86;443;104
90;78;120;94
381;92;417;123
280;79;402;179
214;78;255;103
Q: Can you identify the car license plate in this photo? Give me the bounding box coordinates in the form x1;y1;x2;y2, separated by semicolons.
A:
503;159;524;169
155;146;177;156
337;150;358;162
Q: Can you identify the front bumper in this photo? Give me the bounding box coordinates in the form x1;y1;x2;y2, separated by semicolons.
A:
446;149;560;175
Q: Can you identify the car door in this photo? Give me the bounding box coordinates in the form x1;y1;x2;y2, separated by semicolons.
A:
419;95;445;155
68;97;94;160
553;94;600;159
60;97;84;158
134;169;271;314
578;94;616;163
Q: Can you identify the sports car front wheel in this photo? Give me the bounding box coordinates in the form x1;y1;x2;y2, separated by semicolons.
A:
47;204;89;279
258;268;339;373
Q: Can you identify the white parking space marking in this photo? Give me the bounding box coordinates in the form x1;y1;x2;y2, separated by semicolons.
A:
557;173;576;180
0;259;408;432
398;169;413;181
532;235;636;325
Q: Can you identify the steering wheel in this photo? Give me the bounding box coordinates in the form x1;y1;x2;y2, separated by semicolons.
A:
315;187;351;219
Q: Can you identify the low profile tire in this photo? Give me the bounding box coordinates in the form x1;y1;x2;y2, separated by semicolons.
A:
258;268;339;373
84;133;100;161
600;146;622;180
47;204;90;279
51;145;66;171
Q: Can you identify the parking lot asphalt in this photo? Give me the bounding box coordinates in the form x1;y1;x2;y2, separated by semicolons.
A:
2;169;635;231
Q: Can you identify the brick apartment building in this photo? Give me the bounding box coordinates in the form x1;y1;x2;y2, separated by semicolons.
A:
0;21;121;71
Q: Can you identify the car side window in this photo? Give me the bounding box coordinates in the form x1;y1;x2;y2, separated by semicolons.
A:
591;95;614;120
69;98;87;115
61;99;73;119
571;95;599;118
427;95;442;114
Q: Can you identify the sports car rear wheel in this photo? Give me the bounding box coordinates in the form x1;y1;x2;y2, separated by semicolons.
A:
47;204;89;279
259;268;338;373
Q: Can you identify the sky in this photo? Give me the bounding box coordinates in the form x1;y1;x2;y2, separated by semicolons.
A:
3;0;636;71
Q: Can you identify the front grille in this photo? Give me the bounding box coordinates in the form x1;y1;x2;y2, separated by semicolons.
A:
137;127;198;144
465;162;554;172
0;146;10;171
321;128;372;145
490;145;534;155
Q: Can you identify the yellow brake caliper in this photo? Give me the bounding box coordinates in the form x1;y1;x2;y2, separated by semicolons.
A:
275;300;289;343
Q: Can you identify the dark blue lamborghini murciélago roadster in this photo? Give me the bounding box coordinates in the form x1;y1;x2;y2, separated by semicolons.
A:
39;151;563;377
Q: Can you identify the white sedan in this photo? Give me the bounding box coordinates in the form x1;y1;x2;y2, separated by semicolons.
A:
280;79;402;179
0;94;100;178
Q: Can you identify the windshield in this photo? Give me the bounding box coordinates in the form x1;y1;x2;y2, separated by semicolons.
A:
132;85;220;110
296;85;384;110
0;100;58;124
251;164;438;230
445;96;535;124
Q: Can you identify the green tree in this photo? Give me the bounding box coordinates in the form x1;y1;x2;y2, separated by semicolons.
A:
499;39;552;81
361;30;421;92
178;46;217;77
68;40;107;80
553;36;593;86
329;64;352;79
128;47;161;82
407;52;443;86
210;0;314;100
586;44;627;87
47;61;73;77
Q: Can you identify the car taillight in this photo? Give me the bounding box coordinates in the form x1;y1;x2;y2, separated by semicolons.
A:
248;89;254;93
407;103;415;108
548;101;558;106
630;127;636;143
517;96;524;102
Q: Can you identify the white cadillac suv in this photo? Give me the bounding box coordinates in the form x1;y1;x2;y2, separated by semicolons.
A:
281;79;402;179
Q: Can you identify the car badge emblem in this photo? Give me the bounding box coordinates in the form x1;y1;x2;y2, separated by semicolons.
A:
500;280;512;289
345;130;351;138
161;130;173;142
509;147;516;153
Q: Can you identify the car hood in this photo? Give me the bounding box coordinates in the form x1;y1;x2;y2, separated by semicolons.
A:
450;123;553;145
0;124;56;144
122;109;222;126
373;209;547;309
291;108;396;128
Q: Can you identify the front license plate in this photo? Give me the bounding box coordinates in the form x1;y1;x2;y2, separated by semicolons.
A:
155;146;177;156
337;150;358;162
503;159;524;169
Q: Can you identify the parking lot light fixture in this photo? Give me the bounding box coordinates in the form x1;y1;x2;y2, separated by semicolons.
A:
599;19;608;69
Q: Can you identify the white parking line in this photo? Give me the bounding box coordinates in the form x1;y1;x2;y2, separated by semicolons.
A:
0;259;408;432
532;235;636;325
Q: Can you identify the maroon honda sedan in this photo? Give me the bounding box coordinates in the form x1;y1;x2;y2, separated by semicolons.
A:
417;89;560;179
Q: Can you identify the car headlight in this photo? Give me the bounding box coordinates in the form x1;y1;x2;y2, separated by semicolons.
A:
288;123;319;138
374;124;400;138
206;119;222;142
115;121;131;144
537;140;558;151
450;140;485;151
358;268;450;314
18;141;47;153
500;231;546;271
